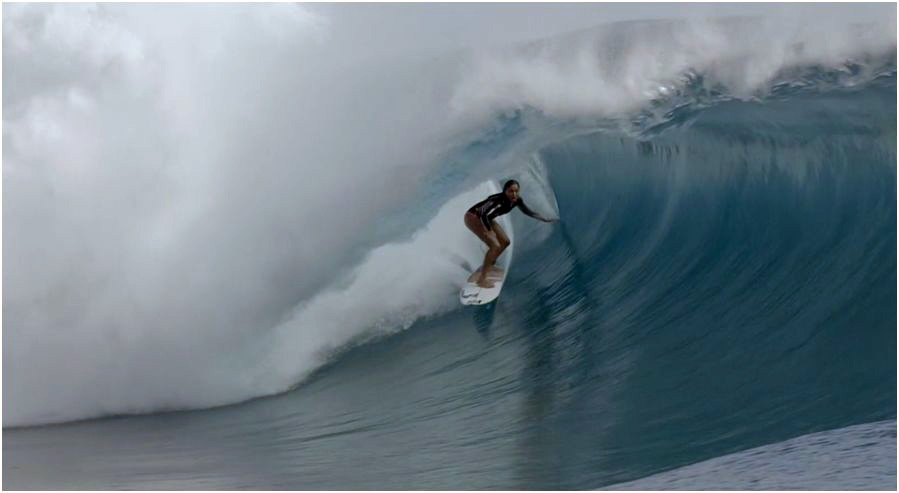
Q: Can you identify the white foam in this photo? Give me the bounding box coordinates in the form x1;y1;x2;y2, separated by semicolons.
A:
449;13;896;122
3;3;457;426
248;183;499;397
604;420;897;490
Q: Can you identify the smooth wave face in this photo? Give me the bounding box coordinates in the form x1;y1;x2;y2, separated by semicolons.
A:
502;82;897;485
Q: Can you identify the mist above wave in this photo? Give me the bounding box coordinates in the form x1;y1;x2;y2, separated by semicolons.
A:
450;15;896;125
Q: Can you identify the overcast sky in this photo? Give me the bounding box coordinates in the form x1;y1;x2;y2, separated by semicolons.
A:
307;3;895;58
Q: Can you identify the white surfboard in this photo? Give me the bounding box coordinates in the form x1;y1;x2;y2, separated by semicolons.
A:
460;265;509;305
460;182;514;306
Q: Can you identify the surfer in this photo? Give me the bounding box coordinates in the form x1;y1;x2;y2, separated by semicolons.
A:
464;180;556;288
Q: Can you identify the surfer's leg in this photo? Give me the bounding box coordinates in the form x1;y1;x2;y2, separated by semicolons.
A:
491;221;511;271
478;237;502;288
464;212;499;288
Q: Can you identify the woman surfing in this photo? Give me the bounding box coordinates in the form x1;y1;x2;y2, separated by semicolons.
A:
464;180;556;288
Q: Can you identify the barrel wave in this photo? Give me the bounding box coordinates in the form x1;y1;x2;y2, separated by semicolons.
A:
3;5;896;489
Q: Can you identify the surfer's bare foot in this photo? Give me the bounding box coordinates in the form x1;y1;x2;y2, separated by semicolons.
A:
477;276;495;288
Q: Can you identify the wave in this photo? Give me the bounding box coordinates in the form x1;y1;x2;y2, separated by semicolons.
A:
3;6;896;427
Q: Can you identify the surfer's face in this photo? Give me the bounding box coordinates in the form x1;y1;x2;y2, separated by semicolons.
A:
504;183;520;202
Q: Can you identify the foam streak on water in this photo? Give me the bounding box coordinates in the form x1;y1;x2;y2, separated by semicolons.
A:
605;420;897;490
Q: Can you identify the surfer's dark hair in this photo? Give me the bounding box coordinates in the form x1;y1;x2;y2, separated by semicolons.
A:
503;179;519;192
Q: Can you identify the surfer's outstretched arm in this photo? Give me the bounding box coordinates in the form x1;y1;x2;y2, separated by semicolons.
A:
517;199;555;223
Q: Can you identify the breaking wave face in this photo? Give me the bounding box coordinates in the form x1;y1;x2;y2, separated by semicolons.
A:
3;4;896;427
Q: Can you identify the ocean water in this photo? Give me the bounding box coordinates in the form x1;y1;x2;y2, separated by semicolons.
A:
4;5;896;490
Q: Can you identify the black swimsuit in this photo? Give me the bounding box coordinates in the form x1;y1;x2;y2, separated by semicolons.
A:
468;193;540;231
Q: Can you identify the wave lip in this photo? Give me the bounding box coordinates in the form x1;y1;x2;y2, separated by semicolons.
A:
450;14;897;124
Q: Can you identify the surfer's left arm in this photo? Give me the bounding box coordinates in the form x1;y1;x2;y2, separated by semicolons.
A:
518;199;556;223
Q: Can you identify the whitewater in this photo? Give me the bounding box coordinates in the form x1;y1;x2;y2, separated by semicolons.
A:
3;3;896;490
